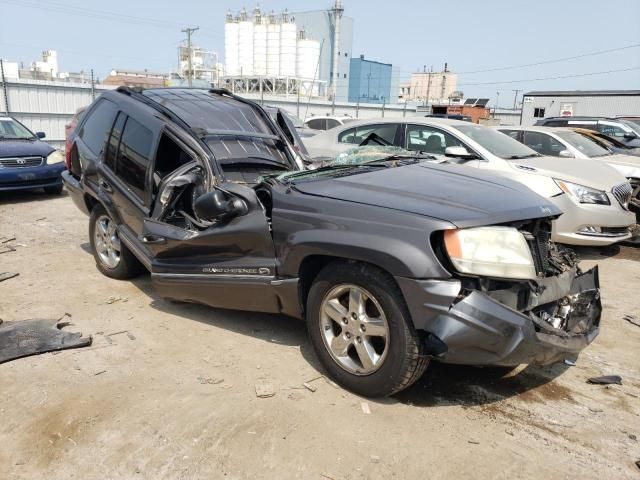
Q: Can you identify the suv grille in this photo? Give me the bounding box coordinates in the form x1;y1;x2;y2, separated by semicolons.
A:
612;182;633;210
0;156;43;168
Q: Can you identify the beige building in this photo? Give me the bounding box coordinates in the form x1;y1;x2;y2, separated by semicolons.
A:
103;69;168;88
400;66;458;103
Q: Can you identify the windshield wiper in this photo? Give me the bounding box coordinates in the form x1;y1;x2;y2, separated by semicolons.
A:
508;153;540;159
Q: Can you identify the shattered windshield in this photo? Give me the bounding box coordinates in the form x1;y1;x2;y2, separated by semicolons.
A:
274;146;434;183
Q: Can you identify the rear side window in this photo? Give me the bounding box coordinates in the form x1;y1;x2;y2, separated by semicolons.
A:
306;118;326;130
326;119;341;129
353;124;399;145
523;131;565;156
104;112;126;171
79;99;118;156
116;117;154;200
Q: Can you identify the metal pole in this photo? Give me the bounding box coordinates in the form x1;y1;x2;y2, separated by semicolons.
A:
512;89;521;110
330;0;344;101
0;59;9;114
182;27;200;87
403;100;407;118
90;69;95;100
297;82;301;118
381;101;386;118
305;39;324;121
356;98;359;118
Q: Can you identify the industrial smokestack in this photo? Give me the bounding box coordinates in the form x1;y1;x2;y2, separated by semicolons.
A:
330;0;344;100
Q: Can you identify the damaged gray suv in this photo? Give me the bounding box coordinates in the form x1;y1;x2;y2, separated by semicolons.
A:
63;88;601;397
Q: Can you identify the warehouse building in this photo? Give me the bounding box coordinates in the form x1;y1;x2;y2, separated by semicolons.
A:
521;90;640;125
348;55;399;104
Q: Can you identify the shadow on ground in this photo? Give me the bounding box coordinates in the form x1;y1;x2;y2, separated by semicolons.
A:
129;274;570;408
0;189;68;206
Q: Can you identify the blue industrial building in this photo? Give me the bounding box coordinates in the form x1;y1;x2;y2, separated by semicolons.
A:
348;55;398;104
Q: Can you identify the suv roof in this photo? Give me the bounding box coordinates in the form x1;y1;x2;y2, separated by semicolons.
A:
538;116;621;122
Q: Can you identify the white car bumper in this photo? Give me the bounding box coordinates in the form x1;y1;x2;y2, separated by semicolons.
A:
550;193;636;246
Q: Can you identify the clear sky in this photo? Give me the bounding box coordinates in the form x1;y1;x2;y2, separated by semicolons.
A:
1;0;639;106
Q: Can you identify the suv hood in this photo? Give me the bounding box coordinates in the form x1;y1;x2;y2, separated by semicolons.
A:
293;162;561;228
0;139;54;158
510;156;625;189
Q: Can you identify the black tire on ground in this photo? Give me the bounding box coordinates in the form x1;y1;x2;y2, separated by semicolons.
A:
89;204;144;280
306;261;430;397
43;184;64;195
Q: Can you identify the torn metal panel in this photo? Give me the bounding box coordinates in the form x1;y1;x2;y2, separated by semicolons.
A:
0;319;92;364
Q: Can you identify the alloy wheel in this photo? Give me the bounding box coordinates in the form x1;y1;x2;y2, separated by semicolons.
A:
94;215;121;269
319;284;390;375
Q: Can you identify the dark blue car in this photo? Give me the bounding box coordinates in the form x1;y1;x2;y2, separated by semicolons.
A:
0;116;66;194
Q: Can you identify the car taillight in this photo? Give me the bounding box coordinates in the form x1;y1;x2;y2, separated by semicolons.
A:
65;140;72;170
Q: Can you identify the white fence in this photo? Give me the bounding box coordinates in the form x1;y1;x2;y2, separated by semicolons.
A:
0;79;115;148
0;79;423;149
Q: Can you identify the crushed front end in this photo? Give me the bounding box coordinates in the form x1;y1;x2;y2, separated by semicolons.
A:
396;220;601;366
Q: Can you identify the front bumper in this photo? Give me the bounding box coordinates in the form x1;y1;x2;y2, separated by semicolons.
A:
0;163;66;192
396;266;601;366
550;193;635;246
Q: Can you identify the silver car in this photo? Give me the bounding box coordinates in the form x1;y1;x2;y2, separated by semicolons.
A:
304;118;636;246
497;125;640;218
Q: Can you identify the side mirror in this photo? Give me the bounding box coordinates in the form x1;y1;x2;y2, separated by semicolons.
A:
558;149;575;158
445;146;474;158
624;132;638;140
35;132;46;139
194;190;247;221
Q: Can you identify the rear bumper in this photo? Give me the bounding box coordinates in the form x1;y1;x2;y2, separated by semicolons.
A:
396;267;601;366
61;170;91;215
0;163;65;191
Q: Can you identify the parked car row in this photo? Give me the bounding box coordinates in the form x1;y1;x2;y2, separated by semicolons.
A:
60;88;605;397
304;117;637;246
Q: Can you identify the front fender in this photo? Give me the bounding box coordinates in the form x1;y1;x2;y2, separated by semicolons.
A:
271;196;455;279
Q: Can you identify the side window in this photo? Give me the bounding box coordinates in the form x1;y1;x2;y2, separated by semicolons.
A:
353;123;399;145
338;127;357;144
104;112;126;171
533;108;546;118
326;118;340;129
523;131;565;156
152;133;194;191
598;123;626;138
500;129;520;141
307;118;326;130
79;99;119;156
116;117;154;200
406;124;463;154
543;120;566;127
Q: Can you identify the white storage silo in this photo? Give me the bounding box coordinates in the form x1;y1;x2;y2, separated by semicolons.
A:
253;8;267;76
279;12;297;77
266;12;281;76
224;12;239;76
296;37;320;80
237;8;254;76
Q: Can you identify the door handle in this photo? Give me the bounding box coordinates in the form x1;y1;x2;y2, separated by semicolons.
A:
99;179;113;193
140;235;166;245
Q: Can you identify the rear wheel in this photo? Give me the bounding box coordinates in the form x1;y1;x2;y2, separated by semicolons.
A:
89;204;143;280
306;261;429;397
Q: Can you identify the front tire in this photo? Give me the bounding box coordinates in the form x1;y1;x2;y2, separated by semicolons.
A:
306;261;429;397
89;204;143;280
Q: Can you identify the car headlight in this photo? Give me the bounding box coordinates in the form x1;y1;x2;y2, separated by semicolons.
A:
555;179;610;205
47;150;65;164
443;226;537;280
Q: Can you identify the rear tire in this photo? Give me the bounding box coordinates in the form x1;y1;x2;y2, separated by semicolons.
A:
89;204;143;280
306;261;429;397
44;184;63;195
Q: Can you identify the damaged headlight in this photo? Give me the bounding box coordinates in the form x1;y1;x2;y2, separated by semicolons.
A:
443;226;537;280
46;150;65;164
555;180;610;205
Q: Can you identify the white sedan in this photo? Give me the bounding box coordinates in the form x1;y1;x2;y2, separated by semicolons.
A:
304;118;636;246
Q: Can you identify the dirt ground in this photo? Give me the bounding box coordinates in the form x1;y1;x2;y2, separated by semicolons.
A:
1;190;639;480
